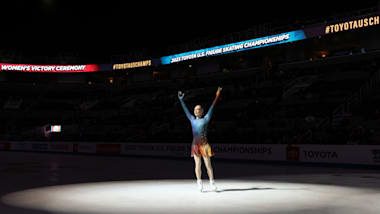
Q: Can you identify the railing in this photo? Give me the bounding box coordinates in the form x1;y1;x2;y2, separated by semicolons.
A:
315;68;380;130
297;68;380;144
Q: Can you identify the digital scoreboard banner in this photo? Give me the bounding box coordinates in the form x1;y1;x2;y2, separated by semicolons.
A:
0;14;378;70
160;14;380;65
112;59;161;70
160;30;307;65
113;60;151;70
325;15;379;34
0;63;101;73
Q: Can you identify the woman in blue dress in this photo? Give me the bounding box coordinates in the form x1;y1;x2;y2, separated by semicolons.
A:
178;87;222;192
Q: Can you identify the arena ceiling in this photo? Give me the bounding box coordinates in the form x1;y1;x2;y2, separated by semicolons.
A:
0;0;378;61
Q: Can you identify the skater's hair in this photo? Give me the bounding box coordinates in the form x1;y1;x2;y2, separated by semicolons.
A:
194;105;203;110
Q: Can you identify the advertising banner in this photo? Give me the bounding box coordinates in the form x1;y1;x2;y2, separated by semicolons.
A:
212;144;286;161
324;15;379;35
48;142;73;153
121;143;190;157
96;144;121;155
0;142;10;151
160;30;306;64
286;144;380;165
113;60;152;70
0;63;101;73
121;143;286;160
10;142;33;151
2;140;380;166
31;142;49;152
160;15;379;65
77;143;97;154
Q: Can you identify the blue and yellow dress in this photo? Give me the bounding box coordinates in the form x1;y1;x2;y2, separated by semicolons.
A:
179;94;220;157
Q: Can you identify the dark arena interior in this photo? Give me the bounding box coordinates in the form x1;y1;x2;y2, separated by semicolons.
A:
1;1;380;214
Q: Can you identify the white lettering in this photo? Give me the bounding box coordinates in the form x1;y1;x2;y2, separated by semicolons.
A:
303;150;338;159
1;65;30;72
206;48;223;56
167;33;290;64
31;66;56;72
222;44;244;53
56;65;86;71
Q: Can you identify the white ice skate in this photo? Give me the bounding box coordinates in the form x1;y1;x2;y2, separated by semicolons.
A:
197;180;203;192
210;180;218;192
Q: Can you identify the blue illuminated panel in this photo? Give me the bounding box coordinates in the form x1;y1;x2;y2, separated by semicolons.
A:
161;30;306;65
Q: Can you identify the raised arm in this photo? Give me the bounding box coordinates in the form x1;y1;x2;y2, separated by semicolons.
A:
204;87;222;122
178;91;194;121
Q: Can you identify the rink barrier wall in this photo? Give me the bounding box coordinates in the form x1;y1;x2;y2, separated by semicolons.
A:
0;142;10;151
1;141;380;166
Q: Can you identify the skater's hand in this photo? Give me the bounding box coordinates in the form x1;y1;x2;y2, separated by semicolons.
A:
178;91;185;99
216;87;222;97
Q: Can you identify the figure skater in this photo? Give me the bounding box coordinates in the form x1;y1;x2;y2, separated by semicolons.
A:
178;87;222;192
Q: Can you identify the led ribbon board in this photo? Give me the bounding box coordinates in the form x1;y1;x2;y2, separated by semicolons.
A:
160;30;307;65
113;60;152;70
0;63;101;73
324;15;379;34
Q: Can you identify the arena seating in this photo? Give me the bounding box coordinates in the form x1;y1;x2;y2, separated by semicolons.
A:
0;48;378;145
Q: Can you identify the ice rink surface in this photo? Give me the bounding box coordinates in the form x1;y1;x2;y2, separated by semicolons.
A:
1;151;380;214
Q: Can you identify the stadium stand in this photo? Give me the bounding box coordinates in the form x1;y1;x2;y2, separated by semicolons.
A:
0;5;379;146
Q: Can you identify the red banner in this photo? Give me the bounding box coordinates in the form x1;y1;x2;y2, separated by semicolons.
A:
0;142;10;151
0;63;101;73
96;144;121;155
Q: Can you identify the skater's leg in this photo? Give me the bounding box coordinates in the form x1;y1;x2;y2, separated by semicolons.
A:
203;156;217;191
193;155;202;180
202;156;214;181
193;155;203;191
